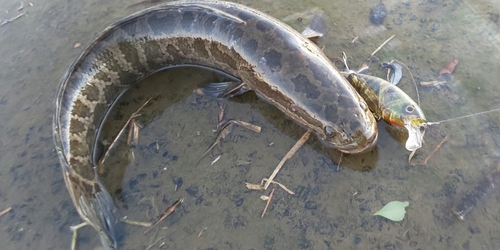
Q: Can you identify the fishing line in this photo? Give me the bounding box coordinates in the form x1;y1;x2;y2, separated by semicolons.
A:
426;107;500;126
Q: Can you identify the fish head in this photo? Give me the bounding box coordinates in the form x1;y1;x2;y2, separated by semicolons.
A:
317;93;378;154
383;98;427;151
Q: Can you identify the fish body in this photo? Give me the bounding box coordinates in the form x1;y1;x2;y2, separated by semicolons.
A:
53;1;377;248
346;73;426;151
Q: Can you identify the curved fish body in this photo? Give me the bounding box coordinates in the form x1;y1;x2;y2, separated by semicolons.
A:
53;1;377;248
346;73;426;151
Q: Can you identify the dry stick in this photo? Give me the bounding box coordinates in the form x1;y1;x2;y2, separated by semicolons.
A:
0;12;26;27
261;178;295;195
144;198;183;234
145;236;164;250
97;98;151;173
229;120;262;133
337;152;344;172
422;135;448;165
0;206;12;217
394;59;420;106
411;135;448;166
198;227;208;237
370;34;395;56
264;130;311;190
261;188;275;217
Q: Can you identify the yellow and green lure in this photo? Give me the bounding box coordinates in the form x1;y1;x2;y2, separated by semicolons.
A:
346;73;427;151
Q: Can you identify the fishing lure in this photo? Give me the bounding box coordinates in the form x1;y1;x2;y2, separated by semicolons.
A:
340;53;426;151
345;72;427;151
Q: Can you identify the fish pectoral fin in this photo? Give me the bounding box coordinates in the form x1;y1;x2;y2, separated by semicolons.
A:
301;14;327;41
199;81;248;98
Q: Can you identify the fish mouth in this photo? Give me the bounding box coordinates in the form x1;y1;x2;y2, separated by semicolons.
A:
338;122;378;154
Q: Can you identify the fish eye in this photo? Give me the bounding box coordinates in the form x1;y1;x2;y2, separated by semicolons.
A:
405;105;415;113
324;125;335;137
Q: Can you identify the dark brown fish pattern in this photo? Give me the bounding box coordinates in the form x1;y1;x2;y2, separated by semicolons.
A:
53;1;377;248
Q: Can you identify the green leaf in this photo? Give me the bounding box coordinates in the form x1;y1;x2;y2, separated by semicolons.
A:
373;201;409;221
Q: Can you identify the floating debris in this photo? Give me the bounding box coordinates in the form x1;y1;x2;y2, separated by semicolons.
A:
0;206;11;217
244;179;294;195
374;201;409;221
196;122;233;164
439;58;459;75
381;60;403;85
0;12;26;27
264;130;311;189
409;135;448;165
371;34;395;56
97;98;151;174
420;80;446;87
144;198;183;234
261;188;275;217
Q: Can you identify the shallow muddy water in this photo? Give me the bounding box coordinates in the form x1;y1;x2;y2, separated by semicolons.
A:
0;0;499;249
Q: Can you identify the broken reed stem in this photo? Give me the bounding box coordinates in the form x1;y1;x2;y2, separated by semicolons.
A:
261;188;275;217
145;236;164;250
371;34;395;56
264;130;311;190
97;98;151;173
229;120;262;133
0;206;12;217
0;12;26;27
261;178;295;195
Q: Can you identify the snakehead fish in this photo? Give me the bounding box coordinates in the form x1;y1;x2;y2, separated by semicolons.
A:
53;1;377;248
346;73;426;151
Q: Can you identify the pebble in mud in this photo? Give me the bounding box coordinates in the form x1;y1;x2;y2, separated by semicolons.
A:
304;200;318;210
370;2;387;25
393;18;403;25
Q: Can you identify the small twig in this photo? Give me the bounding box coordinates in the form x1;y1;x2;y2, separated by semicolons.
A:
261;188;275;217
98;98;151;173
145;236;164;250
144;198;183;234
0;12;26;27
228;120;262;133
371;34;395;56
198;227;208;237
210;155;221;166
264;130;311;190
121;219;152;227
411;135;448;166
0;206;12;217
422;135;448;165
261;179;294;195
337;152;343;172
351;35;359;43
